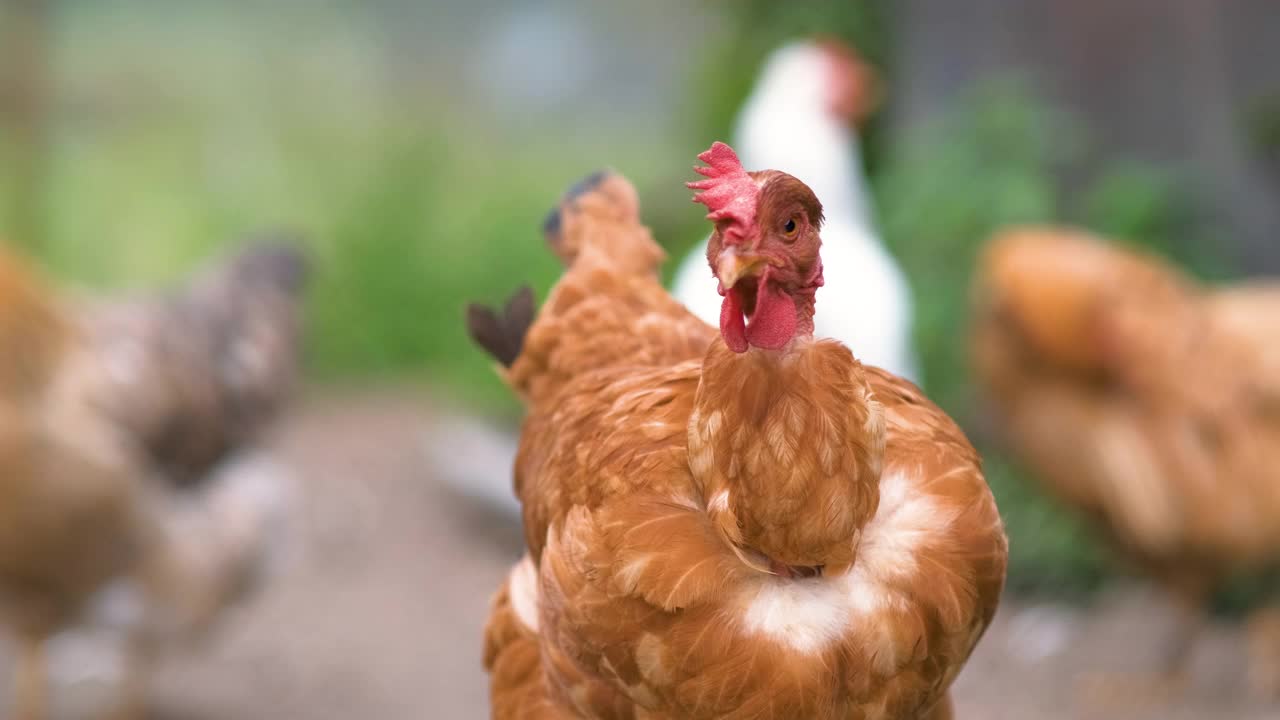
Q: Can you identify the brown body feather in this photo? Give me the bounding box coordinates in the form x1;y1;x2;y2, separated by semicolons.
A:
483;575;562;719
0;247;145;632
516;357;1003;719
0;247;155;719
479;172;1006;718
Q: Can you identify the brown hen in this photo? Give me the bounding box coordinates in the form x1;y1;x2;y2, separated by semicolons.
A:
0;246;153;720
470;144;1007;719
971;226;1280;697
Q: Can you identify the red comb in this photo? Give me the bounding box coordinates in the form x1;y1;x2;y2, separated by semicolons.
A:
687;142;758;244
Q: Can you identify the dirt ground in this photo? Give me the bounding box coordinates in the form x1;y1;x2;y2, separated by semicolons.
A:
2;390;1277;719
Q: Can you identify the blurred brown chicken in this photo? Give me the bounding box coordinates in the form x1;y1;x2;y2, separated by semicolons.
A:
971;225;1280;698
0;246;152;720
0;240;306;720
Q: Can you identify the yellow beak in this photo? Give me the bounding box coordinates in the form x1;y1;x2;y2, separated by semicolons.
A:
716;249;767;290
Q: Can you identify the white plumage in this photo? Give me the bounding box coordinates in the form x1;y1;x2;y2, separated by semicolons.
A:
671;41;919;381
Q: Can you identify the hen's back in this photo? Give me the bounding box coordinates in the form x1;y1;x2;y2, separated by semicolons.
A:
470;172;713;409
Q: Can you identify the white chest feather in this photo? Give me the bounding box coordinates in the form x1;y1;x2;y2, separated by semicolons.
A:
735;470;955;654
509;554;541;632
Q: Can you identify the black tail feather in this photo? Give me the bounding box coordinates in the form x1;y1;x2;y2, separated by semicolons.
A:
502;285;535;349
466;286;535;368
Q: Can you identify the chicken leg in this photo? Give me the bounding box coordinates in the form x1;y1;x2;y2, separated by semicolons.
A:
103;638;150;720
1246;605;1280;700
11;634;48;720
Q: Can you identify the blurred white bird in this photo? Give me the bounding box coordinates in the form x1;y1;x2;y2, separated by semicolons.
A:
671;39;920;381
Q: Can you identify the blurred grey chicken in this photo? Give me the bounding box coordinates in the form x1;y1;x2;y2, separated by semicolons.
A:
0;239;307;720
61;240;308;715
82;241;308;486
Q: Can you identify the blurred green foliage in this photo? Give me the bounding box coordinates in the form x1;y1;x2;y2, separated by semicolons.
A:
1246;93;1280;183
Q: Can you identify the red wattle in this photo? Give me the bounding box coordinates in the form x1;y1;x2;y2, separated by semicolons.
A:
719;290;748;353
745;280;796;350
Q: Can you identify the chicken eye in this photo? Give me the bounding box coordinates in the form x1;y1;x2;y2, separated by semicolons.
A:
781;217;799;241
784;219;797;233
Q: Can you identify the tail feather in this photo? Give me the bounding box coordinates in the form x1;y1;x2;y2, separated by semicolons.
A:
467;286;535;368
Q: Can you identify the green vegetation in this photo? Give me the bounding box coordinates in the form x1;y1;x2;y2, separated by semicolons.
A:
0;4;684;414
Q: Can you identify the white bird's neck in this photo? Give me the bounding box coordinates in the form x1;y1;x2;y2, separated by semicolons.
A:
731;49;878;242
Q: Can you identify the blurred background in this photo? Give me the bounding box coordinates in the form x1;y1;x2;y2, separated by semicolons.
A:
1;0;1279;718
